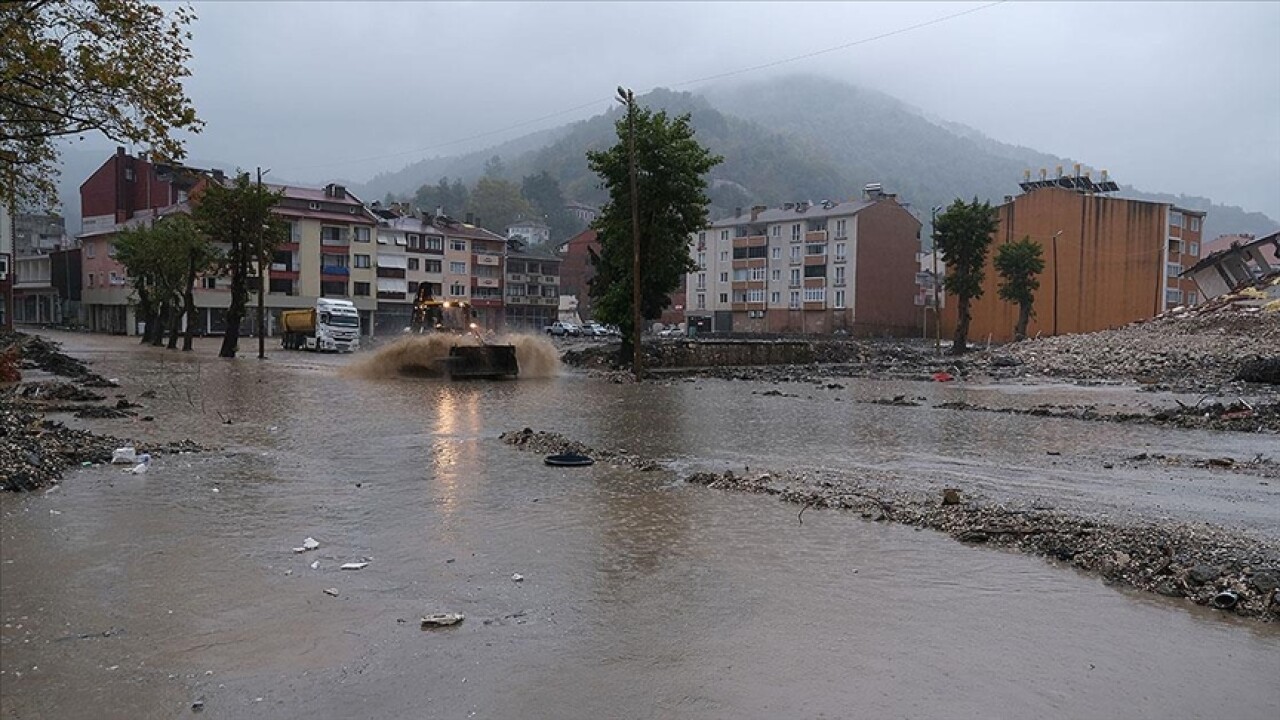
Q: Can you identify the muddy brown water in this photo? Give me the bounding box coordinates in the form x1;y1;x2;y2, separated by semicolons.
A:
2;332;1278;719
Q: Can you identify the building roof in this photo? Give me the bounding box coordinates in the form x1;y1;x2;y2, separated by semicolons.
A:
508;245;562;262
508;218;550;230
382;214;505;242
708;199;876;229
75;202;192;239
269;184;363;206
273;206;375;224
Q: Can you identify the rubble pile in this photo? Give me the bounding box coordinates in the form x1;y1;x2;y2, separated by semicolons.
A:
936;399;1280;434
687;468;1280;620
0;330;116;385
993;276;1280;389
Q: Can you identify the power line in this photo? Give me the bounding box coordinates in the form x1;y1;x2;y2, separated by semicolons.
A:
284;1;1008;175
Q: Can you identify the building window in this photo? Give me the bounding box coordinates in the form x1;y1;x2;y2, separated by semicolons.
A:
835;242;847;260
770;291;780;304
697;251;705;268
450;239;467;251
320;280;347;296
426;235;444;251
747;289;765;303
378;233;392;245
425;260;442;273
507;284;524;297
354;282;371;297
353;227;371;243
107;242;117;258
771;269;781;282
719;293;728;304
1169;211;1183;228
719;250;728;262
835;219;847;238
789;268;800;287
835;266;846;285
408;281;419;294
355;254;371;268
791;224;801;242
320;226;344;243
698;231;706;244
309;201;321;211
1190;217;1201;232
720;230;729;242
697;272;706;290
449;261;466;274
750;267;766;281
790;245;800;261
1188;242;1199;257
202;277;217;289
789;290;800;308
1186;291;1198;305
109;271;121;285
697;293;705;310
719;272;728;283
1166;262;1181;278
733;268;748;282
804;287;826;302
407;258;420;270
771;247;780;260
806;244;826;256
1165;288;1182;306
771;225;780;237
449;283;466;296
85;243;95;258
87;272;95;287
835;290;846;308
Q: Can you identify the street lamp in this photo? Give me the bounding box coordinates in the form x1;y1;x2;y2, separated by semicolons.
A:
257;167;271;360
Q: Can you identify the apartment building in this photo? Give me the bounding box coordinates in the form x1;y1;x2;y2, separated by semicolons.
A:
685;186;922;336
0;201;12;331
505;243;561;331
507;218;550;246
557;228;599;322
76;149;387;336
940;186;1206;342
12;213;70;325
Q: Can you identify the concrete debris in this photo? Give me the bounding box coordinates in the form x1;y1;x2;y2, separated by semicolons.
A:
340;562;369;571
322;588;339;597
942;488;962;505
421;613;465;628
293;537;320;553
111;447;138;465
511;573;524;582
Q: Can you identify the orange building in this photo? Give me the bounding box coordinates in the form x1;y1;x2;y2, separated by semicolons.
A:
942;187;1204;342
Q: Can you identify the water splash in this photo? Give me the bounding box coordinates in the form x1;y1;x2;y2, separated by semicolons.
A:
344;333;560;380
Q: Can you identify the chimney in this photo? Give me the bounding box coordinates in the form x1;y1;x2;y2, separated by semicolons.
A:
474;216;482;228
1004;195;1014;204
863;183;884;200
465;212;474;224
735;206;742;217
749;205;766;222
783;202;795;211
435;206;444;218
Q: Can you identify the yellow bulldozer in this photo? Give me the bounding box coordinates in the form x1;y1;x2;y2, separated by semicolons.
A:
408;286;518;380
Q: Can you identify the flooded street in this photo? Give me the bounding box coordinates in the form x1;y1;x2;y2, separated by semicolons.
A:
3;332;1279;719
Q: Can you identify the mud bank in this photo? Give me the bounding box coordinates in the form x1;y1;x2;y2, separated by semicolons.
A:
934;398;1280;434
500;428;1280;621
1;332;205;491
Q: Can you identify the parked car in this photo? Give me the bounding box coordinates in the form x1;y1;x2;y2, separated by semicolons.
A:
545;322;570;336
657;327;684;338
581;322;609;337
561;322;582;337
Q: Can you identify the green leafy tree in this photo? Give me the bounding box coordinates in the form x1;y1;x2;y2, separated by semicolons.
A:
1;0;203;208
113;223;167;345
994;236;1045;341
586;90;722;369
483;155;505;178
935;197;999;354
521;171;580;244
413;176;469;218
466;177;533;233
193;174;287;358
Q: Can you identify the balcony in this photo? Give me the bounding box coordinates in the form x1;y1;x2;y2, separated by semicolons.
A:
377;267;406;279
805;231;827;243
473;277;500;288
320;265;349;276
474;253;501;266
731;235;768;248
507;272;528;283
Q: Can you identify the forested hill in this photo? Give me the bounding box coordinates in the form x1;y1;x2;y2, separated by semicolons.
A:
350;75;1277;239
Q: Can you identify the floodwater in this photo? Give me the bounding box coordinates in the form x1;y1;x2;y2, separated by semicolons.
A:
2;332;1278;720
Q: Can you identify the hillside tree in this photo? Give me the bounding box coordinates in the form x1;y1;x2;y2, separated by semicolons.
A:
994;236;1045;341
1;0;202;208
194;174;287;358
935;197;999;354
521;171;580;244
586;88;721;372
414;176;469;218
466;177;533;233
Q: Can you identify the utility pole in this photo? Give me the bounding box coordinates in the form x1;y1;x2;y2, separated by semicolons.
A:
256;167;268;360
1051;229;1063;336
619;87;642;380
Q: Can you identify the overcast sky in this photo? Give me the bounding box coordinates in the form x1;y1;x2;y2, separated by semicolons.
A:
100;1;1280;217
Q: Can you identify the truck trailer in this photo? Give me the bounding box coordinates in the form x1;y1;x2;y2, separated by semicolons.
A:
280;298;360;352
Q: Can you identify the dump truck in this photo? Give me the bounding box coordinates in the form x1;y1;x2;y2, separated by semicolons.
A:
280;298;360;352
407;287;518;379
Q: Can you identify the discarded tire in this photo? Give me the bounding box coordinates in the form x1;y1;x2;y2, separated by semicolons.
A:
544;453;595;467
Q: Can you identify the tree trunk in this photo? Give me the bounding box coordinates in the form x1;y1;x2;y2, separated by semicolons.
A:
1014;301;1032;341
220;249;246;358
137;285;154;344
167;298;181;349
951;296;971;355
151;303;167;346
183;252;198;351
